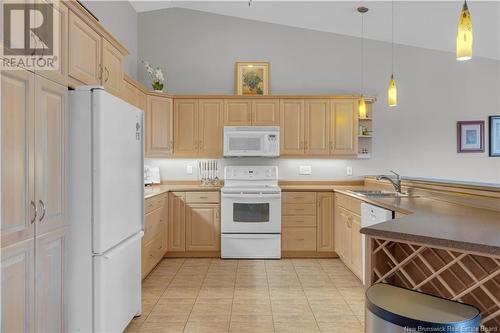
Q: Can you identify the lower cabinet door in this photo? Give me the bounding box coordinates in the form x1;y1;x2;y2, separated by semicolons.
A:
35;229;65;333
350;214;363;279
1;239;35;333
142;232;166;279
185;204;220;251
282;227;317;251
334;206;352;261
168;192;186;252
317;193;334;252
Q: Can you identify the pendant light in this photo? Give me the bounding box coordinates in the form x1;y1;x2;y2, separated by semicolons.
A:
358;7;368;119
456;0;473;61
387;1;397;107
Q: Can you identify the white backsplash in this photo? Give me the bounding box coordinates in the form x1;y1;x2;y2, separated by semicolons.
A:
144;158;380;181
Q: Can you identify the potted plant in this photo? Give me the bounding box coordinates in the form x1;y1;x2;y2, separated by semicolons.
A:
142;60;165;93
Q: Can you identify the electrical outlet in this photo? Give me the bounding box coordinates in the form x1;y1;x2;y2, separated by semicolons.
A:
299;165;312;175
346;166;353;176
186;165;193;175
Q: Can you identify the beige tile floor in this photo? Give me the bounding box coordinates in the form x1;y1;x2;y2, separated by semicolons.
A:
125;258;365;333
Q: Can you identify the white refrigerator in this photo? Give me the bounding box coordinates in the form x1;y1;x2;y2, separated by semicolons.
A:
66;87;144;332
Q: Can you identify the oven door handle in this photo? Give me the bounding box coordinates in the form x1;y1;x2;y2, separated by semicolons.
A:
221;193;281;199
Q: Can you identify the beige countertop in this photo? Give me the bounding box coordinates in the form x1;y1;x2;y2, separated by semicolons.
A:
144;182;500;255
335;189;500;256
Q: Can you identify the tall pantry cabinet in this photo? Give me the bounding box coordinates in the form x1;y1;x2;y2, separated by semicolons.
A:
1;69;68;332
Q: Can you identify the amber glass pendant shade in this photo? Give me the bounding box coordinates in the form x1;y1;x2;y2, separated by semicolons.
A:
388;74;397;107
359;96;367;119
457;1;473;61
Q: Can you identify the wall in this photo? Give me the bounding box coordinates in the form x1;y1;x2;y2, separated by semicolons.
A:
82;0;138;78
140;8;500;184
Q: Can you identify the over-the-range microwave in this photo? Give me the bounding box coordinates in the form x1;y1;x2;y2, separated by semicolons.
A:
223;126;280;157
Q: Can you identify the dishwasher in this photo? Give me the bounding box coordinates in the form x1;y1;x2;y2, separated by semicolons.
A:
361;203;394;285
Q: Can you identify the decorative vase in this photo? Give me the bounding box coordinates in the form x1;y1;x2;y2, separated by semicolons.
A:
152;82;164;93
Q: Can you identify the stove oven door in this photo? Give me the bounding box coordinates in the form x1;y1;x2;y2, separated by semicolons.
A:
221;193;281;234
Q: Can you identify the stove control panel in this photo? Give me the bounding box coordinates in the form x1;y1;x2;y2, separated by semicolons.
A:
224;166;278;181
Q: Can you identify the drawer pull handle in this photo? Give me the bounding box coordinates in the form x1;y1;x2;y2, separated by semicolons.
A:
296;220;304;223
295;238;305;241
294;197;304;200
199;196;208;199
295;208;304;211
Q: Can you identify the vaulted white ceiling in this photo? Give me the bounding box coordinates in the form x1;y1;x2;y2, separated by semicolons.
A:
129;1;500;60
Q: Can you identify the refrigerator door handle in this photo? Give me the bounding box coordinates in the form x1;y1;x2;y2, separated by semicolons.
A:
99;231;144;259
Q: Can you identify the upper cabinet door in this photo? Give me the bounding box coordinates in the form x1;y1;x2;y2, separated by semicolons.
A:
223;99;252;126
145;96;173;158
1;70;35;248
280;99;304;156
330;99;358;156
1;239;35;333
198;99;223;157
252;99;279;125
36;0;68;86
34;75;68;236
68;11;101;85
304;99;330;156
173;99;199;157
101;39;124;97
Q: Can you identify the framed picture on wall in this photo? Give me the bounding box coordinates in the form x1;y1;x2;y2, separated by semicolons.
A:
457;121;485;153
490;116;500;157
235;62;270;95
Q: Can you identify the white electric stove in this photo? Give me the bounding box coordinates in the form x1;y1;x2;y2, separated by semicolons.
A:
221;166;281;259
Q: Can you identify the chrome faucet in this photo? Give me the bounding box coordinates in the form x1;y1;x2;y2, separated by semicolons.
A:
376;170;402;193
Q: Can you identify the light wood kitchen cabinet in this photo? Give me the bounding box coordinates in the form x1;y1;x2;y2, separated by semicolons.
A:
280;99;305;156
174;99;223;157
330;99;358;156
1;70;68;333
317;192;334;252
145;95;173;158
101;39;124;96
37;0;68;85
35;75;68;236
334;193;363;279
168;192;186;252
142;193;168;279
1;239;35;332
305;99;330;155
121;74;147;110
1;70;35;248
35;229;65;332
68;11;102;85
224;99;252;125
252;99;280;125
198;99;224;156
282;227;317;251
68;8;126;94
186;204;220;251
173;99;199;157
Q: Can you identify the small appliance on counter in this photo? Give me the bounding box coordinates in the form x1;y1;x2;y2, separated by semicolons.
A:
144;165;161;185
221;166;281;259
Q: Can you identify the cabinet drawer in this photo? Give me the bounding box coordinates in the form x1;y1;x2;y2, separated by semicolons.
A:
282;203;316;216
282;192;317;204
185;191;219;203
335;193;361;216
282;227;317;251
143;208;164;245
145;193;167;214
142;234;165;279
282;216;316;227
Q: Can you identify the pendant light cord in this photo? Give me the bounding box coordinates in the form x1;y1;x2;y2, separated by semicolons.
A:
361;12;364;95
391;0;394;74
